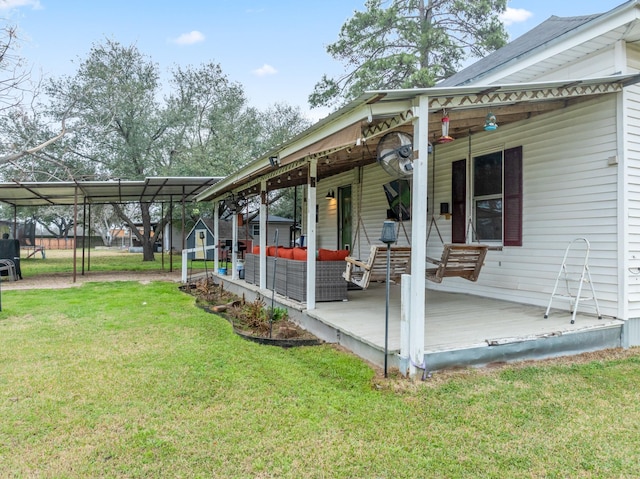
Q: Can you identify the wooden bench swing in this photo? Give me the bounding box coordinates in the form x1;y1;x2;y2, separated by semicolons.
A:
342;211;488;289
343;244;411;289
425;215;488;283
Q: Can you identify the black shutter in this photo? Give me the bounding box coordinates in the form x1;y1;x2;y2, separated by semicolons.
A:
504;146;523;247
451;159;466;243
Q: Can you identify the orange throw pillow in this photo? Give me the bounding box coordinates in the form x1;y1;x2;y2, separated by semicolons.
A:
277;247;294;259
292;247;307;261
318;248;350;261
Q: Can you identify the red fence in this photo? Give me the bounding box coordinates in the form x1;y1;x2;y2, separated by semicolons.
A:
28;238;77;250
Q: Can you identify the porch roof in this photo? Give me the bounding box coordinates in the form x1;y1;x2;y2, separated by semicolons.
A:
196;73;640;203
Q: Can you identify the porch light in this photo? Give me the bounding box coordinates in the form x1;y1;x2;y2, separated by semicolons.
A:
325;189;335;200
438;114;454;143
484;112;498;131
379;220;397;378
268;156;280;168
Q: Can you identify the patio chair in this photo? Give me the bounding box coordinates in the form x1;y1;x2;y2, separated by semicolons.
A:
343;245;411;290
0;259;17;281
426;244;488;283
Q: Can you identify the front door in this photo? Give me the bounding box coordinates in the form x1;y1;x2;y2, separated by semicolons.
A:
338;186;352;250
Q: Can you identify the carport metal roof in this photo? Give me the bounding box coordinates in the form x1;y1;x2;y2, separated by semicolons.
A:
0;177;222;207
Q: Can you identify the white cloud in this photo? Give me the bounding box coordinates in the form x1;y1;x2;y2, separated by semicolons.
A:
499;7;533;26
171;30;205;46
252;64;277;77
0;0;42;10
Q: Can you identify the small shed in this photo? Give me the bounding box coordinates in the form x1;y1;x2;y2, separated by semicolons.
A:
185;218;215;260
248;214;295;247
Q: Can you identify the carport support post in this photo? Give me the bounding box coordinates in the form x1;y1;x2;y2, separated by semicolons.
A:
72;186;78;283
231;202;238;280
408;95;429;377
259;181;267;289
213;201;220;268
306;159;317;310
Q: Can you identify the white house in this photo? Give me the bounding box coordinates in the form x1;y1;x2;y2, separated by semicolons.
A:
196;1;640;375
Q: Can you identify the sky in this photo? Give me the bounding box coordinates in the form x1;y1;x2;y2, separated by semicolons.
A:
1;0;632;122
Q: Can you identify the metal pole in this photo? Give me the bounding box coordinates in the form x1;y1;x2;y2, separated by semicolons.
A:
87;203;92;272
81;198;86;276
385;242;391;378
270;229;279;338
169;197;174;273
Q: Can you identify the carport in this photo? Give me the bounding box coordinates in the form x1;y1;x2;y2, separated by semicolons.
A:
0;177;221;281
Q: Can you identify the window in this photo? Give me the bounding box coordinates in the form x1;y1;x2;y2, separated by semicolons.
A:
251;224;260;236
338;185;352;250
473;151;503;241
451;146;522;246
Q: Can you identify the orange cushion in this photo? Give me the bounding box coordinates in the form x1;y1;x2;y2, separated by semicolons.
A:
317;248;350;261
277;247;294;259
267;246;277;256
252;245;260;255
292;247;307;261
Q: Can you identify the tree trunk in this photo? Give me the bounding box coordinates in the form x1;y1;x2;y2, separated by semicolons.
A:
140;202;155;262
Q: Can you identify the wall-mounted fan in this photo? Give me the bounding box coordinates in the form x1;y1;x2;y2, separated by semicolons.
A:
376;131;414;178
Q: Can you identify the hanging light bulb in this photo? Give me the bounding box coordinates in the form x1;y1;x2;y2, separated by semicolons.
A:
484;111;498;131
438;113;454;143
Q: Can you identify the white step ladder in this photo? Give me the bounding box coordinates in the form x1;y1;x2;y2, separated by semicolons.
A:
544;237;602;324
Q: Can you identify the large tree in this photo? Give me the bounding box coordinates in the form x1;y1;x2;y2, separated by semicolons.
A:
45;39;175;260
165;63;262;177
309;0;508;108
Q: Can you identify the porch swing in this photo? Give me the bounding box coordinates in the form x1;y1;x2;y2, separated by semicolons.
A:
426;218;488;283
425;138;488;283
342;141;412;290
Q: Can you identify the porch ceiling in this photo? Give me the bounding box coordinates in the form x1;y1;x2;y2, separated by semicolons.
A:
198;73;640;202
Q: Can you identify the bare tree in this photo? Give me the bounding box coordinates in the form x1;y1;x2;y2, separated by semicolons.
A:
0;24;72;165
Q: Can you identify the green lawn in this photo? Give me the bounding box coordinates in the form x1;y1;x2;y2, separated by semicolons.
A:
19;248;186;276
1;264;640;477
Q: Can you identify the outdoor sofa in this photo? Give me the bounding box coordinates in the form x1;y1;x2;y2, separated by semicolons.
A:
244;247;348;302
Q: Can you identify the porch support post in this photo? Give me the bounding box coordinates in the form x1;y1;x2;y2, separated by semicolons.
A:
306;159;317;309
409;94;429;376
399;273;411;375
213;201;220;269
259;180;268;289
231;206;238;280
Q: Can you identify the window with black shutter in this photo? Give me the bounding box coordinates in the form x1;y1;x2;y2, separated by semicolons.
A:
451;146;522;246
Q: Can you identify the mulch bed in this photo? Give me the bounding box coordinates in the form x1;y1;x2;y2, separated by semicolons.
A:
181;277;323;347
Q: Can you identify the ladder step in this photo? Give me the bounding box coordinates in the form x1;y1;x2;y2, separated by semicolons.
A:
544;237;602;323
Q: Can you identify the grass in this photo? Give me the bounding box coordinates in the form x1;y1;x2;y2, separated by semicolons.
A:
19;248;185;276
2;251;640;477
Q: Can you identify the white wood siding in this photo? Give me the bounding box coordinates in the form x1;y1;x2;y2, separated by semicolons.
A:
625;82;640;316
429;96;620;316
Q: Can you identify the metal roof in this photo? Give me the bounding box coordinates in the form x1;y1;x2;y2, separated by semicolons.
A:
0;177;222;207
